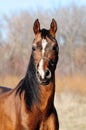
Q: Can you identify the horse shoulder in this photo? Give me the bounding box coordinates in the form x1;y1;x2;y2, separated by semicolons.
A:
0;90;18;130
39;107;59;130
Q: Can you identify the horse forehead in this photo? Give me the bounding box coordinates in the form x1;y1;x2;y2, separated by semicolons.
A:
42;39;48;49
41;39;48;56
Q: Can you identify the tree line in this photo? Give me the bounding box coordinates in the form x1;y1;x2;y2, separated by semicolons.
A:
0;6;86;77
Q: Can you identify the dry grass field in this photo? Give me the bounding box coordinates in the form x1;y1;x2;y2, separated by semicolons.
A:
0;75;86;130
0;76;20;88
55;75;86;130
55;93;86;130
56;75;86;95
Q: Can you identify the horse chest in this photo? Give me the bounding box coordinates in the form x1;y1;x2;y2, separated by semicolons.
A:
20;108;39;130
0;110;16;130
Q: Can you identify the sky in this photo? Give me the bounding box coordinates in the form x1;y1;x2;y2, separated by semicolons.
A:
0;0;86;16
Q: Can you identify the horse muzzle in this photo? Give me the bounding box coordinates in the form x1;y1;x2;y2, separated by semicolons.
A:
36;69;51;85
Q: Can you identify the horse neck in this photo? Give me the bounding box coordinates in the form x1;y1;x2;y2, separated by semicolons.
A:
19;54;55;111
38;74;55;112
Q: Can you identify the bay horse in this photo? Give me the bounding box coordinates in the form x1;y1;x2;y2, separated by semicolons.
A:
0;19;59;130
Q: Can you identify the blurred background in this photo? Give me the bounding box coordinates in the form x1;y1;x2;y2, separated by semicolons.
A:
0;0;86;130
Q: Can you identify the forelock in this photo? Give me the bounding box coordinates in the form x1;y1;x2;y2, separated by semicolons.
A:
41;29;50;38
41;29;54;41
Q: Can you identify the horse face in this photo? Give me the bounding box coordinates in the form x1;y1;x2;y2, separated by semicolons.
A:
32;19;59;85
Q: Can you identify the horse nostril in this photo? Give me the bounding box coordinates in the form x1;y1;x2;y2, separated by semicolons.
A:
45;70;49;76
37;70;39;75
37;63;39;68
45;70;51;79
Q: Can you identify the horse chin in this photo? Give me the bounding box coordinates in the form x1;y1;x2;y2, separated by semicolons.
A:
38;78;51;86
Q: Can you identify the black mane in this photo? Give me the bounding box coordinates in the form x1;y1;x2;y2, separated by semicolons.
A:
41;29;50;38
41;29;54;41
16;53;39;109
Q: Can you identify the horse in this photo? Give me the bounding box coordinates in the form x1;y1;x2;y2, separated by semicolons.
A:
0;19;59;130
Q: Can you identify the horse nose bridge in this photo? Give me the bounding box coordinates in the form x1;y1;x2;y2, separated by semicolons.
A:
37;57;49;68
43;58;49;69
40;57;49;69
37;57;50;79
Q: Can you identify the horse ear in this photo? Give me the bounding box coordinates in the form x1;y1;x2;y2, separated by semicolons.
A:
50;19;57;37
33;19;40;34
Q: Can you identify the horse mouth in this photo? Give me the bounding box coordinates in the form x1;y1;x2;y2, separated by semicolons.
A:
40;79;50;85
38;80;50;85
37;73;51;85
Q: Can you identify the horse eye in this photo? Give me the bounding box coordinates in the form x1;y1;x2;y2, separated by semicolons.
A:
52;46;56;51
50;60;55;66
32;46;36;51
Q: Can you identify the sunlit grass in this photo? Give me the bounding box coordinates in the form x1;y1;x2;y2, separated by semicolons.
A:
55;92;86;130
56;75;86;95
0;75;21;88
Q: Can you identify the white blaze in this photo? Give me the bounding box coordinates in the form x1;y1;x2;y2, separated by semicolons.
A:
38;39;48;79
42;39;47;56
